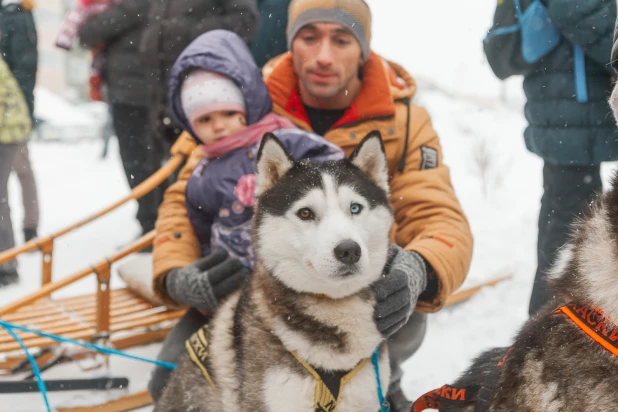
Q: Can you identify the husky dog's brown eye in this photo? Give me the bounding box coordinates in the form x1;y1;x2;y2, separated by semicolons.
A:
350;203;363;215
297;207;315;220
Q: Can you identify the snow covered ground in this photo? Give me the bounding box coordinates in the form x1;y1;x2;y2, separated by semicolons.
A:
2;0;617;410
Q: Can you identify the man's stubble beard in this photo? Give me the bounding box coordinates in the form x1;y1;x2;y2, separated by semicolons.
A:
301;71;357;103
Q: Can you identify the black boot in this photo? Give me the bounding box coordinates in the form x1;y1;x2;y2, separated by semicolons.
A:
0;267;19;287
24;228;38;242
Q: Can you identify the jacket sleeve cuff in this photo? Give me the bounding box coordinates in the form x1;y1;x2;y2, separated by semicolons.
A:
418;258;439;303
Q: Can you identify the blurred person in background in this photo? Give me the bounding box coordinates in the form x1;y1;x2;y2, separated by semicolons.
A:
484;0;618;316
0;0;39;244
140;0;259;152
0;55;32;287
11;137;39;242
249;0;292;69
78;0;166;242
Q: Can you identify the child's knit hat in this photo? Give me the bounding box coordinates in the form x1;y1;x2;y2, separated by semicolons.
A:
181;69;246;128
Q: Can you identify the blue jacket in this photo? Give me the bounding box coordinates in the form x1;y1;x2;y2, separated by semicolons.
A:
168;30;343;267
249;0;292;68
484;0;618;166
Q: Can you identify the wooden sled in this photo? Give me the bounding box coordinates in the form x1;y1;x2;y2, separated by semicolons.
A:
0;133;198;410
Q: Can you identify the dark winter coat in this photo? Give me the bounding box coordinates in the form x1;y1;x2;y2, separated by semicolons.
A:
249;0;292;68
0;2;37;121
140;0;259;141
78;0;150;107
168;30;343;268
484;0;618;166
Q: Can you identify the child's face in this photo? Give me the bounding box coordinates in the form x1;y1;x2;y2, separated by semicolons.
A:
193;111;247;145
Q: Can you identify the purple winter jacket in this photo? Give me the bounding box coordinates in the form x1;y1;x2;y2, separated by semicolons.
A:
168;30;343;268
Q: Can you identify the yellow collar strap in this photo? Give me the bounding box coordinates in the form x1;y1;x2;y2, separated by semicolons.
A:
185;326;218;392
187;324;381;412
290;350;368;412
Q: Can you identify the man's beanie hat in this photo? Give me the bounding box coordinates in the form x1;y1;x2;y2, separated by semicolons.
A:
286;0;372;61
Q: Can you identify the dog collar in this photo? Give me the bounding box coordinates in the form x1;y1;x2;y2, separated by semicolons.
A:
290;350;367;411
185;325;217;392
554;302;618;357
186;325;389;411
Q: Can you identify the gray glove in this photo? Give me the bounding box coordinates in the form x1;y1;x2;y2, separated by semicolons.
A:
373;245;427;338
165;249;250;312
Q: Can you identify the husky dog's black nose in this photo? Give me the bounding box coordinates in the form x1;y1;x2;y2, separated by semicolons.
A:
334;240;361;265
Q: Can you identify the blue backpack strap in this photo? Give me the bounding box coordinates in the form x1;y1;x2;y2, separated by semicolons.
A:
513;0;523;17
574;45;588;103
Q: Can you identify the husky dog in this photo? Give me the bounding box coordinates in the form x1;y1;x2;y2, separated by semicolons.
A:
414;173;618;412
155;131;393;412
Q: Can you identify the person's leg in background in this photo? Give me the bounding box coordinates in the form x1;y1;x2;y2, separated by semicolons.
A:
148;308;207;401
386;312;428;412
0;144;22;286
529;161;602;316
11;142;39;242
110;104;167;240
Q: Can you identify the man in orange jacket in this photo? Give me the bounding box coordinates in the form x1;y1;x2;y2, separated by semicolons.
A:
149;0;473;409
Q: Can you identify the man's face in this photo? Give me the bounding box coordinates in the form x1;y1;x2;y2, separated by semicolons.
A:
292;23;363;102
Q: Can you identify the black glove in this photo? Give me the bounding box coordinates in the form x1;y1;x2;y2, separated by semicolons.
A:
165;249;250;312
373;245;427;338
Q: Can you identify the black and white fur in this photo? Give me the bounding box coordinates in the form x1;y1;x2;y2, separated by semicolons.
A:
435;172;618;411
155;131;393;412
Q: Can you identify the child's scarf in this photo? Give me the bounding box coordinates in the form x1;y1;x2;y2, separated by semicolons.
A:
202;112;297;159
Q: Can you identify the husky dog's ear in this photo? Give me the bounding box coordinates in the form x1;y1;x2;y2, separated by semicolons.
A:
349;130;389;193
255;133;295;196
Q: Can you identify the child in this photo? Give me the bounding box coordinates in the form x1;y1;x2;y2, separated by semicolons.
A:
55;0;119;101
167;29;344;271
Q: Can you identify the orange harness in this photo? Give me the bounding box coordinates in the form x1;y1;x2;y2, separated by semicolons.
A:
554;302;618;357
411;349;511;412
412;302;618;412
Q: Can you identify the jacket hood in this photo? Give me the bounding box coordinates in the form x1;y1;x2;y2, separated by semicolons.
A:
169;30;271;140
263;51;417;131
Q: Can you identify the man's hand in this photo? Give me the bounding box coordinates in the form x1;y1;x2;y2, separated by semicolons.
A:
165;249;250;312
373;245;428;338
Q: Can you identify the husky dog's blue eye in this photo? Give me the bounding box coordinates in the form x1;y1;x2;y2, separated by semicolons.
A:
297;207;315;221
350;203;363;215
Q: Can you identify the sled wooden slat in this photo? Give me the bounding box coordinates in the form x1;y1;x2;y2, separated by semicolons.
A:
0;287;183;353
13;299;56;311
82;303;155;322
58;291;140;310
55;288;135;306
0;328;173;371
68;298;152;317
111;310;186;332
1;307;65;322
57;390;153;412
1;312;73;327
1;294;150;324
0;322;91;344
0;329;97;353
